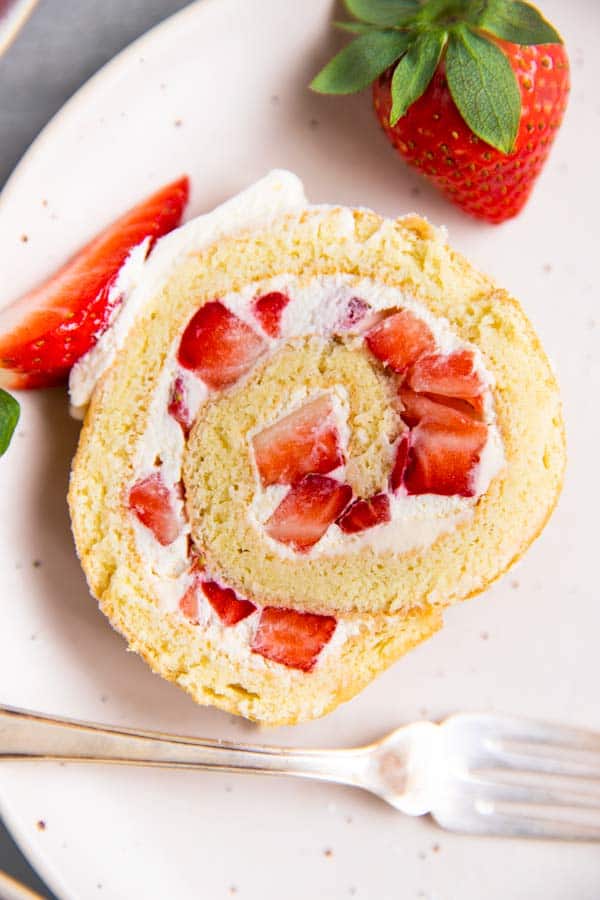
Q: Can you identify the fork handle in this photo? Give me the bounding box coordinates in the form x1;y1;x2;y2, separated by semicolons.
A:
0;704;371;789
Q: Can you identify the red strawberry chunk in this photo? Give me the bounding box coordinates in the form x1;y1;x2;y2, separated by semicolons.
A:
179;584;200;624
390;432;410;492
168;375;193;433
201;580;256;626
338;493;391;534
265;474;352;551
178;301;266;389
407;351;484;413
252;394;344;487
404;418;488;497
0;177;189;390
399;388;483;427
365;309;435;373
253;292;290;337
251;607;337;672
128;473;181;546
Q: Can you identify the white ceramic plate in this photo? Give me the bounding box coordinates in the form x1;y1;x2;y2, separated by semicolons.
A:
1;1;599;897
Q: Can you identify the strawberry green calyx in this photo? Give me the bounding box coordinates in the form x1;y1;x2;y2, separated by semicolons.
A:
0;389;20;456
310;0;563;153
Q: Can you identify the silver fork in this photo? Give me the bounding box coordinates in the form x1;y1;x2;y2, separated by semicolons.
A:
2;704;599;841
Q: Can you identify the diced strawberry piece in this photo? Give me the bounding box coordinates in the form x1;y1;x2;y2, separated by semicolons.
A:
201;580;256;626
178;555;206;623
338;305;388;337
404;418;488;497
335;296;370;332
0;177;189;389
365;309;435;372
128;473;181;546
265;474;352;551
253;292;290;337
429;391;484;418
337;493;391;534
177;301;266;389
179;584;200;624
251;607;337;672
390;432;410;492
399;388;483;427
407;351;484;413
252;394;344;487
168;375;193;433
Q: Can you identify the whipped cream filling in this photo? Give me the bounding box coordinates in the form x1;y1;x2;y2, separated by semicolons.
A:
231;273;504;559
69;169;307;417
72;171;505;672
173;587;366;677
129;270;503;676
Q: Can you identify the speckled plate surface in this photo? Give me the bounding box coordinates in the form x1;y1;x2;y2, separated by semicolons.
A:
1;1;599;897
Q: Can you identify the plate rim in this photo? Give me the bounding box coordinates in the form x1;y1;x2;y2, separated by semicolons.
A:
0;0;209;212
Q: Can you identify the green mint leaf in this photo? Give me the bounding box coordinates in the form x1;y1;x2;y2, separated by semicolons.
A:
0;389;20;457
474;0;562;45
344;0;420;27
390;30;447;125
334;21;385;34
446;26;521;153
311;31;411;95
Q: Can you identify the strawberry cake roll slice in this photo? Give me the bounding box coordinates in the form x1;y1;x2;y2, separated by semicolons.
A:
68;170;564;723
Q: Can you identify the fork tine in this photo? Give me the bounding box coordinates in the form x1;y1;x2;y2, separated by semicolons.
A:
480;715;600;753
449;714;600;751
467;769;600;810
432;794;600;841
475;801;600;841
485;739;600;779
434;806;600;841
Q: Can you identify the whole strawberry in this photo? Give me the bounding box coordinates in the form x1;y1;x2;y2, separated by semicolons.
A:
311;0;569;223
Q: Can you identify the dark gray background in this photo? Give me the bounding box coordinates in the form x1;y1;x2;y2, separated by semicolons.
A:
0;4;193;895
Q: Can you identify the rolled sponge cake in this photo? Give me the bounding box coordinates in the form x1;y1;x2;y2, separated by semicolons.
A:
69;189;564;724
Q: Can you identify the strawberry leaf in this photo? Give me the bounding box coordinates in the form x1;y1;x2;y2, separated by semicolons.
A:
0;389;20;456
311;31;411;94
446;26;521;154
415;0;468;25
390;30;447;125
334;21;385;34
345;0;420;27
473;0;562;45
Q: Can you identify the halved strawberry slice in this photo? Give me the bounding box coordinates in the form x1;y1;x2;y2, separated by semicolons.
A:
404;418;488;497
128;473;181;546
390;432;410;492
0;177;189;389
265;474;352;551
178;301;266;389
365;309;434;373
337;493;391;534
168;375;193;433
407;351;484;414
251;606;337;672
201;580;256;626
399;388;483;427
253;292;290;338
252;394;344;487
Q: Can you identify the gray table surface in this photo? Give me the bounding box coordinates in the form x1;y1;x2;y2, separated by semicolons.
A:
0;4;193;895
